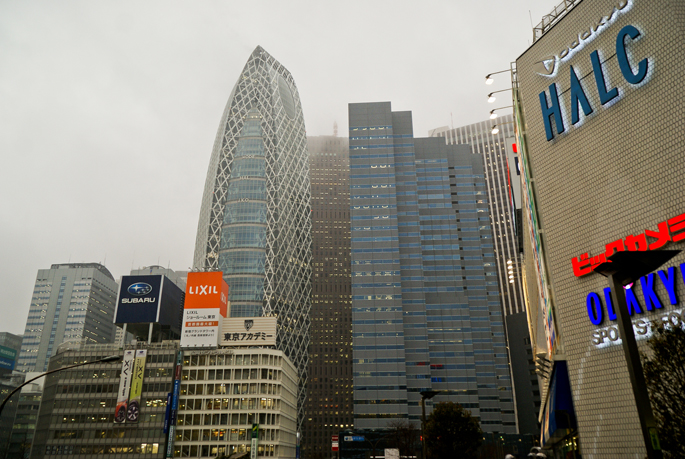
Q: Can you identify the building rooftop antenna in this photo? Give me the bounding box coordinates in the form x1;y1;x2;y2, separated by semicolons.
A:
333;121;338;137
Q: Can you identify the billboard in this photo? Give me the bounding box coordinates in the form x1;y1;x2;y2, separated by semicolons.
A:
221;317;277;347
0;345;17;371
115;275;163;324
114;350;135;423
127;349;147;423
180;272;229;348
114;275;185;338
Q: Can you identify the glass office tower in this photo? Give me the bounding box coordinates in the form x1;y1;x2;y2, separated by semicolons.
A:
348;102;515;433
193;46;312;429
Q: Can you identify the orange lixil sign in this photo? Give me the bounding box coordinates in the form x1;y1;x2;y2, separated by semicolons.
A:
184;272;228;318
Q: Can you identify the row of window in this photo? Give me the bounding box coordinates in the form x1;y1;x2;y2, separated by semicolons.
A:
174;443;280;458
53;429;163;440
181;382;280;397
182;353;282;367
57;413;161;424
45;444;160;455
179;396;279;411
175;427;278;442
177;412;280;427
53;397;167;410
57;382;170;394
183;368;281;382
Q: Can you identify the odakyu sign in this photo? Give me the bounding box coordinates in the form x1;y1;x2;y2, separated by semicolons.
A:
539;20;651;141
585;264;685;347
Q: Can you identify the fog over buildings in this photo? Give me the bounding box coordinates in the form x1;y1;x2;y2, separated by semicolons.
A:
0;0;555;335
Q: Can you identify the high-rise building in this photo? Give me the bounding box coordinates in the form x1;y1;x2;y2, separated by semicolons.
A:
303;134;353;458
429;115;522;316
429;117;540;434
193;46;312;428
348;102;515;433
16;263;118;373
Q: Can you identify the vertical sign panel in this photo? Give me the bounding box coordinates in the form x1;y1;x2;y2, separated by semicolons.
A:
166;350;183;459
114;350;135;423
181;272;229;348
251;423;259;459
127;349;147;423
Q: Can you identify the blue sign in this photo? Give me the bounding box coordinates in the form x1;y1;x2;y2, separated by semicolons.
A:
0;356;15;370
344;436;366;442
115;275;162;324
163;393;172;433
585;264;684;326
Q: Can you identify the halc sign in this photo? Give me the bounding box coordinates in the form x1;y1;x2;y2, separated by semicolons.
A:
539;23;650;141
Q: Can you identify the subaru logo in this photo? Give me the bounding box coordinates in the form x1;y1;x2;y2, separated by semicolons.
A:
128;282;152;296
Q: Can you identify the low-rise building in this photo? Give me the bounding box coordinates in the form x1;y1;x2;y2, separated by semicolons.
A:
174;348;297;458
29;342;297;458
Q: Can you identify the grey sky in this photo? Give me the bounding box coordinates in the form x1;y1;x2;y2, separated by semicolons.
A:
0;0;555;334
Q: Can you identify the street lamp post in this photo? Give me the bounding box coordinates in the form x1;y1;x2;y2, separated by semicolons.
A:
0;354;122;416
594;249;680;459
420;390;439;459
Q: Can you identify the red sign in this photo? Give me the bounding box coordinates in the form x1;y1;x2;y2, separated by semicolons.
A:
332;435;339;441
572;212;685;277
332;435;339;451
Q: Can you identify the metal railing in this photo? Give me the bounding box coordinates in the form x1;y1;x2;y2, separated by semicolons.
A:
533;0;581;42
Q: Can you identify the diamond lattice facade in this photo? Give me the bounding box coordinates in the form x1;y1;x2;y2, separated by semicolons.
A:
193;46;312;429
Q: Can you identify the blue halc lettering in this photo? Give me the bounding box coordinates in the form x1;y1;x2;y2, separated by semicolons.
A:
570;65;593;124
540;83;565;141
540;23;648;141
616;25;648;84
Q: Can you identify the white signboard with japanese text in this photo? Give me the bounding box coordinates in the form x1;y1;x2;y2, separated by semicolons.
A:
181;308;223;348
221;317;277;347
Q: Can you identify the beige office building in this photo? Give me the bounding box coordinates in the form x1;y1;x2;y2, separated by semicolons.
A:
515;0;685;456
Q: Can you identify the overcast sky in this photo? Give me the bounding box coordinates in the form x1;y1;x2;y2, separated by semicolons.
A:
0;0;555;335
